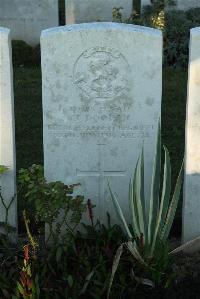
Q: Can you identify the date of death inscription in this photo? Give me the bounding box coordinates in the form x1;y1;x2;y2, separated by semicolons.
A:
47;124;154;139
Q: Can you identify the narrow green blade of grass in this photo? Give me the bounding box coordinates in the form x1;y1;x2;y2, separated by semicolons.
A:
107;244;124;299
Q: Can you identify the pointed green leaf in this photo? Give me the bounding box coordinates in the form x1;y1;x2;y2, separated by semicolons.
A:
134;148;147;240
129;177;140;237
161;161;184;241
150;145;171;252
16;282;24;295
107;244;124;299
67;275;73;288
158;146;171;234
170;236;200;255
148;121;161;244
108;181;132;239
107;244;124;298
80;270;95;295
126;241;146;265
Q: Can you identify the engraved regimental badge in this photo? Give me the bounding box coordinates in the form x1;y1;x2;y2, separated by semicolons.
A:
73;47;130;102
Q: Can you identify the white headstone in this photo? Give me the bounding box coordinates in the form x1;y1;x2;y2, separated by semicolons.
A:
183;27;200;249
65;0;133;24
0;0;58;45
0;27;17;236
41;23;162;225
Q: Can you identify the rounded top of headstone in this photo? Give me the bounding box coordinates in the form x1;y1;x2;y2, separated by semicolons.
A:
41;22;162;41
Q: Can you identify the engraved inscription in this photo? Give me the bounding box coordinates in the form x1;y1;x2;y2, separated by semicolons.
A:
48;124;154;139
73;47;130;101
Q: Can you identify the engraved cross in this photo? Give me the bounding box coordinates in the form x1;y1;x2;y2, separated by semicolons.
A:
76;144;126;202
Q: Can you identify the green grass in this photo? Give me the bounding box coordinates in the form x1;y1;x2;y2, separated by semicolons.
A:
162;68;187;183
162;68;187;231
14;67;43;171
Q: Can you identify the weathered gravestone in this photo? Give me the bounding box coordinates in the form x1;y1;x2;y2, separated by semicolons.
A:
0;28;17;236
0;0;58;45
41;22;162;225
65;0;133;24
183;27;200;249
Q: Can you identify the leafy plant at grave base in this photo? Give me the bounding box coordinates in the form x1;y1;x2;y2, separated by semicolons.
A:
18;164;86;245
12;210;41;299
33;215;129;298
108;122;184;297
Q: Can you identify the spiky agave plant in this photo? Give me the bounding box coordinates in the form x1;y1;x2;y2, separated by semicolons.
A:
107;122;183;297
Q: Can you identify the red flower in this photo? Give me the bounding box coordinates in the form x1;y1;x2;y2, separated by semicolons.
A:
23;245;29;262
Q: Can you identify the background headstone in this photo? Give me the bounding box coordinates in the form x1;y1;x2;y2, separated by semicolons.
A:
0;0;58;45
0;27;17;236
41;22;162;225
65;0;133;24
183;27;200;249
